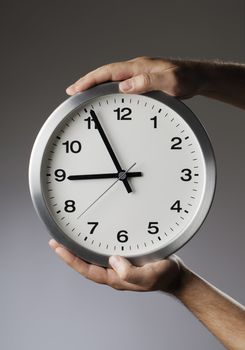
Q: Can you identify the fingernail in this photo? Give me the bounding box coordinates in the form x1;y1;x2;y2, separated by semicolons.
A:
119;80;133;92
109;256;121;269
66;85;74;94
48;239;56;248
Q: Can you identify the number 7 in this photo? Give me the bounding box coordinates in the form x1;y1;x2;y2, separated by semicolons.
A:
88;222;99;234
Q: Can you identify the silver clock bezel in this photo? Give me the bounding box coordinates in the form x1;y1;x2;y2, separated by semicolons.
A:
29;82;216;267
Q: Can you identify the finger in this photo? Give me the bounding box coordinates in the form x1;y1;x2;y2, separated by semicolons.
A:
66;61;137;95
49;241;144;290
49;238;59;249
49;241;109;284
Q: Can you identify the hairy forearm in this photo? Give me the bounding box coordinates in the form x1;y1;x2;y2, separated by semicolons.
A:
198;60;245;109
169;264;245;349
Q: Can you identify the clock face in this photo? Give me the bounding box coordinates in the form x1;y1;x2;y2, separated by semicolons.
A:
29;83;216;266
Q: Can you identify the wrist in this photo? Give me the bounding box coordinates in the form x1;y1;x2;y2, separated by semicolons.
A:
189;60;216;96
162;257;196;297
196;61;220;96
165;59;215;99
171;263;195;298
157;256;187;294
173;60;221;97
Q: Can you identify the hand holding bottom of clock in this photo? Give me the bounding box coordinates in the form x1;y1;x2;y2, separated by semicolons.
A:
48;239;181;293
66;56;207;98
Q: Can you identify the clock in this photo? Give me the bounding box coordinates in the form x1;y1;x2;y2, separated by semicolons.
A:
29;82;216;267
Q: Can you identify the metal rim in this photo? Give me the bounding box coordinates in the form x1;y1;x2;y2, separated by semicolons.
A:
29;82;216;267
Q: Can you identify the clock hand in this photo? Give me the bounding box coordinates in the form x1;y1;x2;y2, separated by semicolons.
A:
68;171;142;180
90;109;132;193
77;162;136;219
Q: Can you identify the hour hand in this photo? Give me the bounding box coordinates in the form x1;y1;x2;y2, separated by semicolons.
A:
68;172;142;181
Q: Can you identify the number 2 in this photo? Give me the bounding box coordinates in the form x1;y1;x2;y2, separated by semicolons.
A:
171;137;182;150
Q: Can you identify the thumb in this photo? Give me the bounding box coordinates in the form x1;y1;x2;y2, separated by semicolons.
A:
109;255;142;284
119;72;165;94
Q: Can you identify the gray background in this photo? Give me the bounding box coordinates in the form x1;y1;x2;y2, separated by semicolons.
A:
1;1;244;349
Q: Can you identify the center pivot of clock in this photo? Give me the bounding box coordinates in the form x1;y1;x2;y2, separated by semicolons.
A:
118;171;127;180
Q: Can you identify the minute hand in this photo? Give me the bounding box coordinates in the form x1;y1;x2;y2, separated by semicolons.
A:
90;109;132;193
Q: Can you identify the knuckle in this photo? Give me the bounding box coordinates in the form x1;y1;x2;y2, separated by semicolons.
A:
140;72;151;88
100;63;112;74
99;62;121;80
68;255;80;268
119;268;130;281
132;55;149;63
109;280;124;290
82;265;92;280
92;63;112;76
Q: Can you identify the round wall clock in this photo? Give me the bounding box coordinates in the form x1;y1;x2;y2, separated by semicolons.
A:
29;82;216;267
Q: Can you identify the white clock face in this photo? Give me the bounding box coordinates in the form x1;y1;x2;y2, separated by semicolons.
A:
41;92;208;260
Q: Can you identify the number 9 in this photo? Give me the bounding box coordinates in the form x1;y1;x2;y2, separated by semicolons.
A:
54;169;66;182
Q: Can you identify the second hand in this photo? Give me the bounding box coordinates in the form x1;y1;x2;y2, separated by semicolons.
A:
77;162;136;219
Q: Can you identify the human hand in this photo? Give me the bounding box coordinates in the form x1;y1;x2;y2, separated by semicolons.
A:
66;56;206;98
49;239;181;293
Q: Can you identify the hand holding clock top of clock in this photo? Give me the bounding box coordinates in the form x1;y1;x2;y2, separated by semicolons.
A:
66;56;203;98
66;56;245;109
49;57;245;350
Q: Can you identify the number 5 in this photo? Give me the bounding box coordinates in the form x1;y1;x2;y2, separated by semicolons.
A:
148;222;159;234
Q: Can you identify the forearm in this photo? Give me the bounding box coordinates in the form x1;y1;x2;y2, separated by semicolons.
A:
169;264;245;349
198;60;245;109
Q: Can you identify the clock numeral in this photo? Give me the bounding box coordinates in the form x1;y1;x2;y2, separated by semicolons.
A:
54;169;66;182
113;107;132;120
62;140;82;153
150;116;157;128
84;116;98;129
181;168;192;181
88;222;99;234
170;200;182;212
171;137;182;150
117;230;128;243
64;200;76;212
147;222;159;234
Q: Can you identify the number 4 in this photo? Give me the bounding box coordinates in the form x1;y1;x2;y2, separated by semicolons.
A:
170;200;182;212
